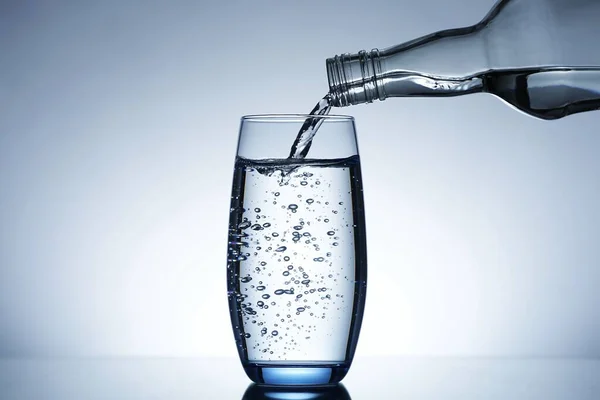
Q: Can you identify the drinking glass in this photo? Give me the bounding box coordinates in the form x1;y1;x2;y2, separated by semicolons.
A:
227;114;367;386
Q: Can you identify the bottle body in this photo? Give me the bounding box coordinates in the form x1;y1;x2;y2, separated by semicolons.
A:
326;0;600;119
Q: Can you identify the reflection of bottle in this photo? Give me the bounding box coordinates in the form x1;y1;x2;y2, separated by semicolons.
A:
326;0;600;119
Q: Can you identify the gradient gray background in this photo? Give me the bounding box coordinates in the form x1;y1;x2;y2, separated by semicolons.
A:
1;0;599;358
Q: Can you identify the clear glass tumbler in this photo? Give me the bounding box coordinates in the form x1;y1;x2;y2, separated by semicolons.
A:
227;115;367;386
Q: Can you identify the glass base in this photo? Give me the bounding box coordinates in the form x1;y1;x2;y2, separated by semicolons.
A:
243;362;350;386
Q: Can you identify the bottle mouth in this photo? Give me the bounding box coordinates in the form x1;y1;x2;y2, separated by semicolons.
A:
326;49;385;107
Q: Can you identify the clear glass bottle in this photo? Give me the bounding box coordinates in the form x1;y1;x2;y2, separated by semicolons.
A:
326;0;600;119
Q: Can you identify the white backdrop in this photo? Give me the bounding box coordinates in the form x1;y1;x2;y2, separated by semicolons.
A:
1;0;599;358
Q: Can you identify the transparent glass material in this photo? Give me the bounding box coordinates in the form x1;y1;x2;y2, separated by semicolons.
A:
227;115;367;386
327;0;600;119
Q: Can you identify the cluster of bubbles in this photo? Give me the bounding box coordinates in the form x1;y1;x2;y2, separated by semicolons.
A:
228;162;357;360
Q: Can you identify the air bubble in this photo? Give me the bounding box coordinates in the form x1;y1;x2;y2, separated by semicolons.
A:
251;224;263;231
261;328;267;335
263;222;271;228
238;221;251;229
260;261;267;266
288;204;298;210
306;199;314;204
287;265;293;270
262;294;270;299
284;256;290;262
300;181;308;186
297;307;306;312
257;285;266;291
313;257;325;262
240;276;252;283
327;231;335;236
276;246;287;252
254;208;261;213
244;333;251;338
283;271;290;276
272;330;279;336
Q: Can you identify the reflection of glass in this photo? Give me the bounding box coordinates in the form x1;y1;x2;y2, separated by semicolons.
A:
242;383;352;400
227;115;367;385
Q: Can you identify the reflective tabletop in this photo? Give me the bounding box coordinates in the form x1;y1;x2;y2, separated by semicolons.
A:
1;357;598;399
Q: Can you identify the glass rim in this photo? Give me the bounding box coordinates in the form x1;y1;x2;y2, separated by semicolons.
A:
241;114;354;122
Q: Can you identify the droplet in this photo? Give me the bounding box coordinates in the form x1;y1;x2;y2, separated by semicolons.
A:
276;246;287;252
288;204;298;210
272;330;279;336
313;257;325;262
306;199;314;204
240;276;252;283
327;231;335;236
257;285;266;291
300;181;308;186
275;289;285;295
263;222;271;228
333;242;339;246
260;261;267;266
284;256;290;262
297;307;306;313
261;328;267;335
244;333;251;338
293;225;303;230
251;224;263;231
287;265;293;270
238;220;252;229
262;294;270;299
283;271;290;276
257;301;264;307
274;192;280;197
254;208;261;213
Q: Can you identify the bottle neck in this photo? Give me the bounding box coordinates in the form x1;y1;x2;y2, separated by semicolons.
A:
326;23;490;107
326;50;386;107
